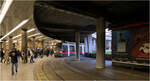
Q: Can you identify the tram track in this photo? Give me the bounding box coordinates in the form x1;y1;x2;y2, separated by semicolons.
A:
43;58;65;81
43;57;101;80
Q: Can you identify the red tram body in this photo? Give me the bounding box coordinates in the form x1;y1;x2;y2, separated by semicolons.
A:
54;43;84;57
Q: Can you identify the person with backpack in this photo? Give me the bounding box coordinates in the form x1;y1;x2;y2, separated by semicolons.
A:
9;48;19;76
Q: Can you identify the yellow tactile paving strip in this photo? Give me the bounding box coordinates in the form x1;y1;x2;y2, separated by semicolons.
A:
34;59;49;81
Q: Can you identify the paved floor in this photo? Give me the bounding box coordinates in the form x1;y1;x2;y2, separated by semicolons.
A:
0;56;149;81
0;57;44;81
36;56;149;81
64;56;149;80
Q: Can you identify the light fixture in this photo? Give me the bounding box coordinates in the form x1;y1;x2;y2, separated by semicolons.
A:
0;0;13;24
13;40;17;43
27;28;36;33
12;28;36;39
28;33;40;38
0;19;29;41
12;34;21;39
36;36;44;39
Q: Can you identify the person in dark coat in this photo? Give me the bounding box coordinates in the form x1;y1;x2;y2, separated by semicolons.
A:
0;48;4;63
45;48;50;57
50;49;54;56
9;48;19;75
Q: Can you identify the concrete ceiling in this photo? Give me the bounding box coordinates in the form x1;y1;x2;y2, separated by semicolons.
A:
0;1;149;42
0;1;35;40
34;1;149;42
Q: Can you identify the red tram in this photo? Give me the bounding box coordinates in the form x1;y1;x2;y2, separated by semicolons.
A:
54;43;84;57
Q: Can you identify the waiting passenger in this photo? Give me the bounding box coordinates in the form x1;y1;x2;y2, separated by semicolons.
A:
0;48;4;63
9;48;19;76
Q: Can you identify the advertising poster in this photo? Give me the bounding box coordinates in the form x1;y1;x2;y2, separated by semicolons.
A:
112;30;132;53
132;27;149;59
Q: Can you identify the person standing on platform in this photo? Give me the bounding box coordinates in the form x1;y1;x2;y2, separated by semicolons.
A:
21;50;25;63
0;48;4;63
4;49;10;64
29;48;34;63
9;48;19;76
51;49;54;56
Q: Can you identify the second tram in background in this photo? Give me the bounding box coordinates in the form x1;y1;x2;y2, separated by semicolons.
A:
54;43;85;57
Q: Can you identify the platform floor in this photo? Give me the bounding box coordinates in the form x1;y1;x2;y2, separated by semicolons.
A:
0;56;149;81
0;57;44;81
64;56;149;80
35;56;149;81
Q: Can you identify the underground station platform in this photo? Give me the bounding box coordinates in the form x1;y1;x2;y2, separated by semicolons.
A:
0;0;149;81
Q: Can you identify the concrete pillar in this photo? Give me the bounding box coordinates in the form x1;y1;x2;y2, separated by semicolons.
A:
67;43;70;56
8;36;13;52
96;17;105;68
41;40;45;54
84;37;88;53
0;42;2;50
0;36;3;49
2;40;6;50
93;38;96;51
32;37;36;50
88;35;93;53
87;36;89;53
75;31;80;60
42;40;44;50
21;29;27;54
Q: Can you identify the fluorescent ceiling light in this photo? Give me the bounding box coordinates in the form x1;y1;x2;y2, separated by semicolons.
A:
28;33;40;38
0;0;13;24
12;28;36;39
13;40;17;43
27;28;35;33
36;36;44;39
12;34;21;39
0;19;29;41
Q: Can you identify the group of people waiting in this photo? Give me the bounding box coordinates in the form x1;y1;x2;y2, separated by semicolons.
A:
0;48;54;64
0;47;54;76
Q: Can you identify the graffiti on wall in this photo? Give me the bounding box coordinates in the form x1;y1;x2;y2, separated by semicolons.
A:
132;27;149;59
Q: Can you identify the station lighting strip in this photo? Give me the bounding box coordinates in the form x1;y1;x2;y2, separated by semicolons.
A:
0;0;13;24
28;33;41;38
35;35;44;39
12;28;36;39
27;28;36;33
12;34;21;39
0;19;29;41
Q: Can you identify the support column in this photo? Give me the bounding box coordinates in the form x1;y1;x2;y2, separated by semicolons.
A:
42;40;45;55
96;17;105;68
21;29;27;54
8;36;13;52
87;36;89;53
75;31;80;60
0;36;3;49
67;43;70;56
84;37;88;53
32;37;36;50
88;35;93;53
2;40;6;51
42;40;44;50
